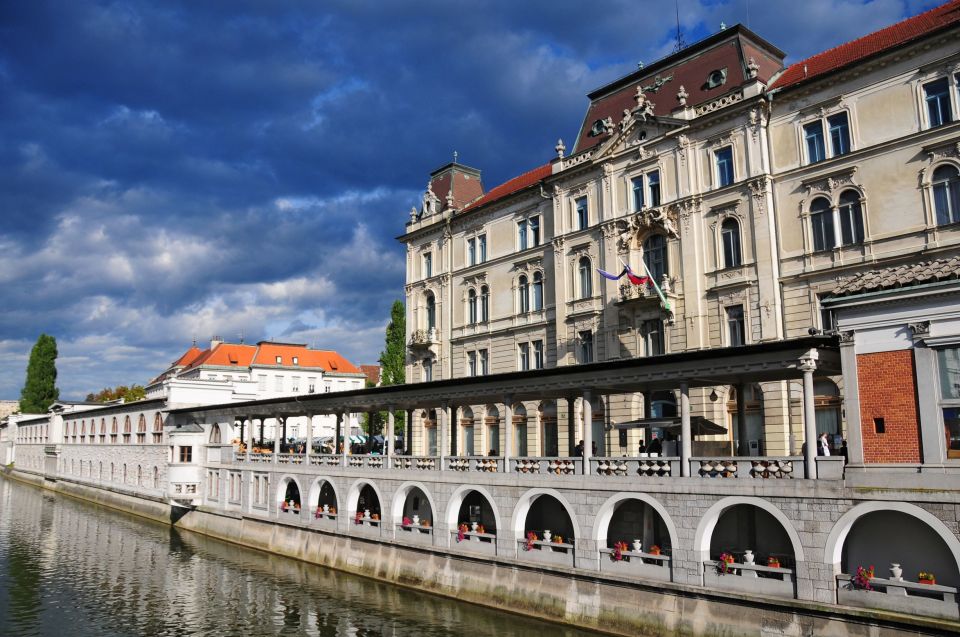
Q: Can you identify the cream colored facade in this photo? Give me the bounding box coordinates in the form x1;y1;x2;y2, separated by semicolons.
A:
400;21;960;459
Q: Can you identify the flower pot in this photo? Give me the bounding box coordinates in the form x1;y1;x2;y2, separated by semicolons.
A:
889;563;902;580
920;578;936;585
632;540;642;553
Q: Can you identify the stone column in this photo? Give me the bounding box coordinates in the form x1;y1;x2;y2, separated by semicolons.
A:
338;413;347;467
273;416;282;463
801;351;819;479
387;408;395;467
503;396;513;468
566;395;577;457
736;383;748;456
439;402;449;470
582;390;592;475
404;410;411;455
245;418;253;461
450;405;458;457
680;383;691;477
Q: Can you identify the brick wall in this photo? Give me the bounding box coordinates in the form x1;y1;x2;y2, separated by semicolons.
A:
857;350;922;463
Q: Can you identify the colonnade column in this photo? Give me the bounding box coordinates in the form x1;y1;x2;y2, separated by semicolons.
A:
801;351;819;479
404;410;411;456
273;417;282;463
337;413;347;467
245;418;253;461
386;408;395;467
305;414;312;463
566;395;576;457
439;402;449;470
680;382;691;477
503;395;513;469
581;390;592;475
736;382;748;456
450;406;458;457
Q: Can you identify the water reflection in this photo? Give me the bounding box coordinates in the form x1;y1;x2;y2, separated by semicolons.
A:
0;477;601;637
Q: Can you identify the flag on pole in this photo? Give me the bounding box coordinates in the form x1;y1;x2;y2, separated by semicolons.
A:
597;267;627;281
623;264;649;286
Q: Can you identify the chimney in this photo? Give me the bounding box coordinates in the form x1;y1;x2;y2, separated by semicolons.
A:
210;335;223;349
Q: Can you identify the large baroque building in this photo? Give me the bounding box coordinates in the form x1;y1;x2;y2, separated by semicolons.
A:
400;2;960;462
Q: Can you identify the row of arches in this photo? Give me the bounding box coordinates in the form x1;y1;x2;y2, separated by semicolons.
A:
62;458;161;489
271;477;960;587
64;414;164;445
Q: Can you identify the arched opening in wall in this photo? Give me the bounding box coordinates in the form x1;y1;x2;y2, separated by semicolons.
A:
460;407;475;456
710;504;796;570
81;420;86;443
71;459;75;475
540;401;558;457
456;490;497;536
513;404;528;457
210;424;222;444
485;405;500;456
99;461;103;480
279;478;302;512
421;409;438;456
137;465;142;487
814;379;843;454
401;486;433;526
111;417;118;443
99;419;106;444
355;483;381;520
153;466;159;489
123;415;131;443
523;494;575;547
153;414;163;443
315;480;338;514
605;498;672;556
841;510;959;588
727;384;764;456
110;463;115;481
122;464;127;484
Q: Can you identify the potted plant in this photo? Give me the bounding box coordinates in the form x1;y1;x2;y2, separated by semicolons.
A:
371;512;380;522
852;565;875;591
717;552;736;575
524;531;538;551
767;557;781;569
420;519;431;528
612;541;629;562
476;524;486;535
552;534;564;544
328;506;336;516
354;511;363;525
457;523;468;543
649;545;662;556
918;571;936;585
402;516;413;527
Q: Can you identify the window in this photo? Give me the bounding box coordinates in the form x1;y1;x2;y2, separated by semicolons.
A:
810;197;835;252
423;252;433;278
575;197;588;230
479;349;488;375
804;121;826;163
468;288;478;324
308;377;316;393
179;446;193;463
291;376;300;392
648;170;661;207
529;216;541;247
533;340;544;369
578;330;594;363
814;379;842;438
123;416;131;444
643;318;664;356
153;414;163;444
467;237;476;265
292;356;299;366
726;305;745;346
642;234;667;282
933;165;960;226
468;351;477;377
275;355;282;364
720;218;741;268
631;176;644;211
938;347;960;459
480;286;489;322
715;147;734;187
838;190;865;245
517;219;528;250
518;343;530;371
478;234;486;262
274;375;283;392
924;78;952;128
518;275;530;313
828;112;850;156
425;293;436;329
532;271;543;311
257;374;267;391
578;257;592;298
423;358;433;382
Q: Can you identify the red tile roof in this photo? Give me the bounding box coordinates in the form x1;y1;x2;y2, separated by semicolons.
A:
185;343;257;370
359;364;381;385
252;342;361;373
461;163;552;212
172;346;203;368
769;0;960;90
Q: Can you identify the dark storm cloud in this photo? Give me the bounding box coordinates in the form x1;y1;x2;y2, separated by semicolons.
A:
0;0;933;398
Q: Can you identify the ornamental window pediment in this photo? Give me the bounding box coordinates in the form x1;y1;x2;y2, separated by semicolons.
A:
801;166;859;199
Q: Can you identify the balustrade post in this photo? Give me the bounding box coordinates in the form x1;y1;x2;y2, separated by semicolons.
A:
582;390;593;475
801;351;819;479
680;383;691;477
245;418;253;462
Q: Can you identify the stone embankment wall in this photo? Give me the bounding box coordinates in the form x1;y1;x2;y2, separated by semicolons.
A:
4;467;955;637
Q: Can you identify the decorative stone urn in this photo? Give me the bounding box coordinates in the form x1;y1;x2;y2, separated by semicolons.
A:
322;504;329;513
363;509;371;520
632;540;643;553
471;522;478;532
543;530;552;542
890;563;903;581
412;514;420;525
743;550;755;565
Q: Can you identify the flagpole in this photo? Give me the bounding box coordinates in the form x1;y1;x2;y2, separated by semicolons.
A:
637;258;671;313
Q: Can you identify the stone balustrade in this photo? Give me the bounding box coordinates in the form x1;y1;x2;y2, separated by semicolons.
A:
692;457;807;479
396;523;434;546
836;574;960;621
518;539;576;567
510;457;579;475
445;456;504;472
702;559;796;599
591;456;678;477
599;548;672;581
451;530;498;556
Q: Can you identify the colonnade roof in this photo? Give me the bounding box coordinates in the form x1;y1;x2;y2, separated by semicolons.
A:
168;336;839;422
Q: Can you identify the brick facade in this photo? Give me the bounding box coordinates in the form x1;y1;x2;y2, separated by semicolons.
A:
857;350;922;463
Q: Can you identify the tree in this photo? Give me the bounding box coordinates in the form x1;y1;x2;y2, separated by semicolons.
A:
19;334;59;413
85;385;146;403
378;300;406;437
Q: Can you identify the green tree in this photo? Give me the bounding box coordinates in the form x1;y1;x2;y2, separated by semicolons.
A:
85;384;146;403
19;334;59;413
378;300;406;437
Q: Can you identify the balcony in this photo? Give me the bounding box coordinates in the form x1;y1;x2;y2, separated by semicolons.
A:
408;328;440;350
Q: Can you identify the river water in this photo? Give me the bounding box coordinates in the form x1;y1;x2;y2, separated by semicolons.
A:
0;477;605;637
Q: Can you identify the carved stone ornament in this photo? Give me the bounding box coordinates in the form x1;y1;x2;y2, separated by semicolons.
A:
671;196;702;232
615;207;679;253
924;138;960;162
838;330;855;343
803;166;858;197
747;57;760;79
422;185;440;216
555;138;566;159
908;321;931;337
601;116;615;135
676;134;689;164
677;85;688;107
748;176;769;216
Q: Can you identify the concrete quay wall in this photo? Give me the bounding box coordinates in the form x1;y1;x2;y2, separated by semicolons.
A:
5;466;959;636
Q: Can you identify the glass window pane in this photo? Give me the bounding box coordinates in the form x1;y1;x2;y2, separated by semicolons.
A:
939;347;960;400
648;171;661;207
517;220;527;250
716;147;734;187
838;192;863;245
804;122;826;162
925;78;952;128
828;112;850;156
631;176;644;211
478;235;486;262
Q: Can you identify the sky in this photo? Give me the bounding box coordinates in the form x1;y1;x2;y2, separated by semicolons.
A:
0;0;942;400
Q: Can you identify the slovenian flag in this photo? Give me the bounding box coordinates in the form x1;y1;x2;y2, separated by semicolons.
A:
624;264;650;286
597;267;627;281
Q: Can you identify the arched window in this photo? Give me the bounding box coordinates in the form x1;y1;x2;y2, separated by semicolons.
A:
480;285;489;322
532;271;544;311
425;292;436;330
642;234;668;282
210;424;222;444
720;218;741;268
578;257;592;299
123;415;132;443
467;288;477;324
153;413;163;444
838;190;864;245
810;197;834;251
137;414;146;443
518;275;530;313
933;165;960;226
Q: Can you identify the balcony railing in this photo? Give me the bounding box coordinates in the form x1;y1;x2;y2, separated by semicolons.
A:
590;456;678;477
510;457;580;475
446;456;504;472
836;574;959;621
518;538;576;568
703;559;796;599
599;548;671;581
